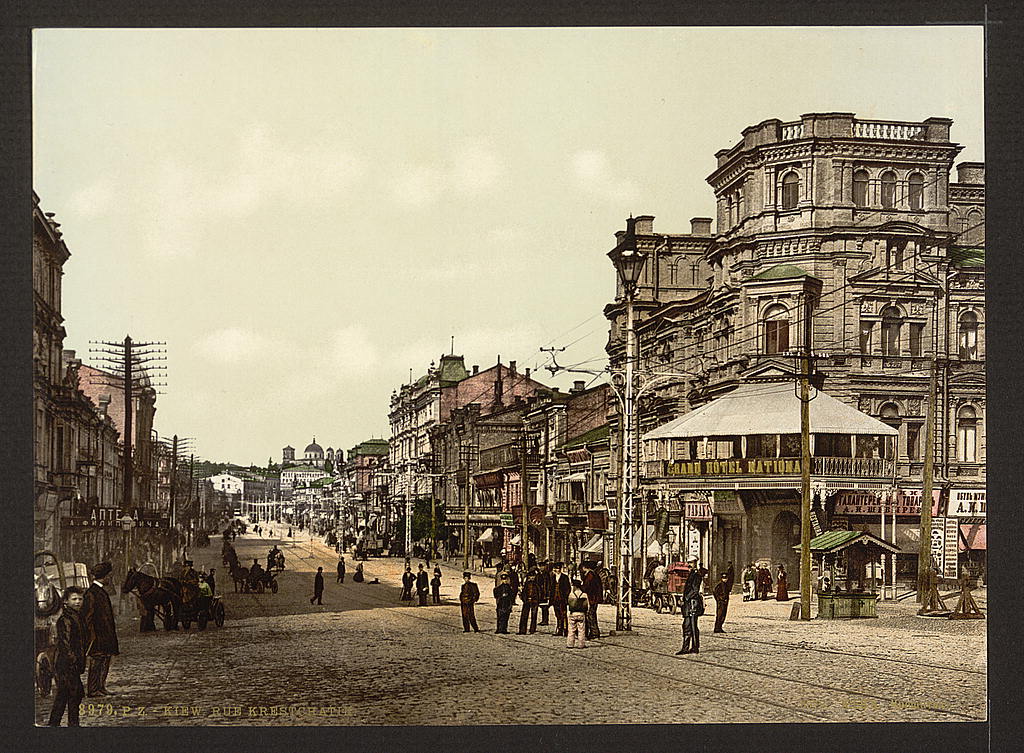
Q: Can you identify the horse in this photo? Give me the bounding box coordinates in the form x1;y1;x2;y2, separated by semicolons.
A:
229;564;250;593
123;568;181;631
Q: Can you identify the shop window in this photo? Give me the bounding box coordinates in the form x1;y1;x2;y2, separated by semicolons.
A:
859;321;874;354
853;169;869;207
957;405;978;462
880;306;902;356
908;172;924;211
958;311;979;360
763;304;790;355
880;171;897;209
909;323;924;357
781;171;800;210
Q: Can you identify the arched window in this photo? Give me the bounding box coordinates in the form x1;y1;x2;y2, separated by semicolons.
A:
966;209;984;245
958;311;979;360
880;171;897;209
908;172;924;211
781;171;800;210
957;405;978;462
853;169;869;208
763;304;790;355
879;403;900;459
880;306;902;356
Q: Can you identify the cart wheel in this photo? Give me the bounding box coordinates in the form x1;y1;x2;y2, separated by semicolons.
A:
181;616;191;630
197;612;208;630
214;602;225;627
255;582;264;594
655;596;664;614
271;580;278;594
669;597;678;616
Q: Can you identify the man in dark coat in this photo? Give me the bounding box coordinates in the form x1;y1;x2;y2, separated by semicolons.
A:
310;566;324;605
493;572;514;634
713;571;731;633
757;565;773;600
581;562;603;639
550;562;571;636
677;556;707;655
537;560;555;626
48;587;87;726
82;562;118;696
517;568;541;634
206;568;217;596
400;566;414;601
336;556;346;583
508;566;520;605
459;571;480;632
415;564;429;606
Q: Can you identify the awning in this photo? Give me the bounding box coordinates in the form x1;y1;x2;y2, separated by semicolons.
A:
580;534;605;554
861;522;921;554
477;527;494;543
509;534;522;546
560;472;587;483
630;525;662;556
643;382;898;440
959;523;986;551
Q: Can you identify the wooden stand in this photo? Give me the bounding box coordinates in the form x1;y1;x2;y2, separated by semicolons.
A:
949;575;984;620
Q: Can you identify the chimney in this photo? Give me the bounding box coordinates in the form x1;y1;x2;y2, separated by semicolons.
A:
509;360;517;375
955;162;985;185
472;365;479;375
63;349;76;362
690;217;713;236
525;368;531;379
570;380;586;394
99;395;111;416
634;215;655;234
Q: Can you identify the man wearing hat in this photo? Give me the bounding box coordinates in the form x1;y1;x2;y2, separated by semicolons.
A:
82;562;119;696
676;556;707;656
459;571;481;632
493;571;514;634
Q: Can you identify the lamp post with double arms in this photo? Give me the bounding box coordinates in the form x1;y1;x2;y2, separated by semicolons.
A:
608;216;648;633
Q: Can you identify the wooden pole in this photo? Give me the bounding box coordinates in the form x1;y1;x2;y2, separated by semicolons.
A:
799;296;813;620
918;356;938;601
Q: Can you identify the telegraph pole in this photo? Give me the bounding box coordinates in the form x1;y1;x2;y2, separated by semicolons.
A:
170;434;178;528
88;336;166;513
917;355;939;601
521;429;529;570
799;293;814;621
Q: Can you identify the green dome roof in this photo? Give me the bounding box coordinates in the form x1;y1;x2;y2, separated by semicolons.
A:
751;264;819;281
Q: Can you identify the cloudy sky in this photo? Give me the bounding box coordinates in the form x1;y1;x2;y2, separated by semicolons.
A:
32;27;984;465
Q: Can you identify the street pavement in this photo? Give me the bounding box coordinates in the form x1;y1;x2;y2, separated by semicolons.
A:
36;526;986;726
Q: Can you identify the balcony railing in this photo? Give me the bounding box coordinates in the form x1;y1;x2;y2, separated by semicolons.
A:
781;121;804;140
853;120;926;140
812;456;894;477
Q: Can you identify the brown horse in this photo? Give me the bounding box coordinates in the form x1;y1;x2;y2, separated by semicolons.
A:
229;564;250;593
123;568;181;631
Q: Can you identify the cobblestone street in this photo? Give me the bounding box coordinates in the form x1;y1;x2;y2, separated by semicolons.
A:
37;530;986;726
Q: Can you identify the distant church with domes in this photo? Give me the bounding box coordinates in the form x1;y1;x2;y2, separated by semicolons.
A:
281;437;341;470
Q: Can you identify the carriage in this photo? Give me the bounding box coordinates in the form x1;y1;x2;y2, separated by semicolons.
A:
178;591;226;630
652;562;692;614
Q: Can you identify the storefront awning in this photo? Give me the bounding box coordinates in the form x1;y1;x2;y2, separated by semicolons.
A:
509;533;522;546
643;382;898;440
477;527;494;543
560;472;587;483
580;534;605;554
861;522;921;554
959;523;986;551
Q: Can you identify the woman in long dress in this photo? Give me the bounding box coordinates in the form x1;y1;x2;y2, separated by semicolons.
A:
776;564;790;601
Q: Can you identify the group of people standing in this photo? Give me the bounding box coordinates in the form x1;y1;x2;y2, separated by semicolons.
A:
399;561;443;606
741;562;789;601
46;562;120;727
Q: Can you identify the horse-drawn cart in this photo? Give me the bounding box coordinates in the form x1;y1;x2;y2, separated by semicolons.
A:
34;551;89;696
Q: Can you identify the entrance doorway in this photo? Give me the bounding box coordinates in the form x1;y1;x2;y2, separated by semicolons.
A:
771;510;801;585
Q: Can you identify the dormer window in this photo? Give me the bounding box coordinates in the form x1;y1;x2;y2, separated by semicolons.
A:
763;304;790;355
781;172;800;210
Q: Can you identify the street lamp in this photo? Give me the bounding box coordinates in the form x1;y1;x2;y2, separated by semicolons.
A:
608;216;648;632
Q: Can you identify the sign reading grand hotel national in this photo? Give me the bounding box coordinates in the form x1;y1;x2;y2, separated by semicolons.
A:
666;458;802;476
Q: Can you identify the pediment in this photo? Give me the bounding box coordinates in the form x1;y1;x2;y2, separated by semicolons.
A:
847;266;942;288
740;359;796;381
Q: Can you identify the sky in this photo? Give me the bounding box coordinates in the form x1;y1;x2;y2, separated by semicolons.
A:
32;26;984;465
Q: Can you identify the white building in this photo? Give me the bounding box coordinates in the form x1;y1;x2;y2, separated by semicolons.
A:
206;473;245;496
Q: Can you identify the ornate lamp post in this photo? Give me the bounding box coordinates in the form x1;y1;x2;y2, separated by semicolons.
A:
608;216;648;632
